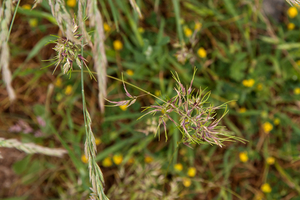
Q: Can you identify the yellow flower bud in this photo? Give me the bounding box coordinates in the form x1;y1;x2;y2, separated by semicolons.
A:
239;152;248;163
113;40;123;51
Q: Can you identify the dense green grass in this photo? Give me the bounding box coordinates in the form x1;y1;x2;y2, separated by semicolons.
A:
1;0;300;199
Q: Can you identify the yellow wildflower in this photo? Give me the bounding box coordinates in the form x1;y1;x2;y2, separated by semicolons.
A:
288;7;298;18
127;157;134;165
126;69;134;76
197;47;207;58
182;178;191;187
239;152;248;162
56;93;63;101
288;23;295;30
266;157;275;165
261;111;268;119
29;19;38;28
229;101;236;107
184;26;193;37
239;107;247;113
273;118;280;125
297;60;300;65
187;167;196;177
65;85;73;95
103;23;111;32
113;40;123;51
66;0;76;7
155;90;161;97
261;183;272;193
257;83;263;91
113;154;123;165
119;105;127;111
145;156;153;163
138;27;145;33
95;138;101;145
81;155;88;164
294;87;300;94
55;78;62;87
194;22;202;31
263;122;273;133
22;4;31;10
179;148;187;155
102;157;112;167
174;163;183;171
242;79;255;87
254;193;264;200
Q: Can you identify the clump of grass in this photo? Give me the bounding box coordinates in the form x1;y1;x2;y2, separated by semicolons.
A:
107;69;246;147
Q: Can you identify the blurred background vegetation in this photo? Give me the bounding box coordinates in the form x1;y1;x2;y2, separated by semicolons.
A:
1;0;300;199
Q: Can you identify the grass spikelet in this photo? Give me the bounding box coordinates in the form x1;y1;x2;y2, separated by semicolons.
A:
0;0;16;101
48;0;78;44
87;0;107;113
84;110;108;200
32;0;43;9
286;0;300;6
0;138;67;157
129;0;143;19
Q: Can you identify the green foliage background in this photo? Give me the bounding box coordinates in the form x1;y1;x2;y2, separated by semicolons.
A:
1;0;300;199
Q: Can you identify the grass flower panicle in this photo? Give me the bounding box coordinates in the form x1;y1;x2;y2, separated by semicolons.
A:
51;21;92;77
108;68;245;147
